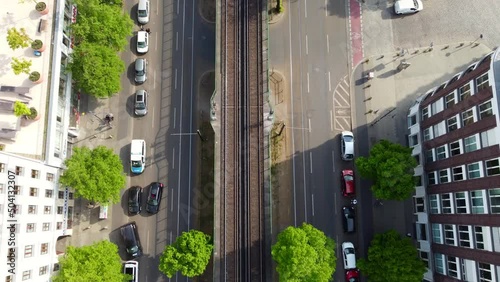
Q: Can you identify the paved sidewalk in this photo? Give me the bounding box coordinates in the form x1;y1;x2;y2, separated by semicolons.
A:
351;42;492;253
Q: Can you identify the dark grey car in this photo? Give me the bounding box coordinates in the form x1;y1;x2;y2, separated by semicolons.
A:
342;206;356;233
128;186;142;215
120;222;143;258
134;58;147;84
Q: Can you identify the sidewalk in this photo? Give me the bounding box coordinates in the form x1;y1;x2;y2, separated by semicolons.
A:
351;42;492;245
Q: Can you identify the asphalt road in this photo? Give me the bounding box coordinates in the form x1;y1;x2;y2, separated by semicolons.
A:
108;0;214;281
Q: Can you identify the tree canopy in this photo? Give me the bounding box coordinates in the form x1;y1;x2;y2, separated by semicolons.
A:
69;42;125;98
59;146;126;203
271;223;336;282
53;240;127;282
358;230;426;282
72;0;133;51
159;230;213;278
355;139;417;200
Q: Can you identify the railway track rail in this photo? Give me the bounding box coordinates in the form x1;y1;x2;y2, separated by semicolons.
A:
220;0;264;280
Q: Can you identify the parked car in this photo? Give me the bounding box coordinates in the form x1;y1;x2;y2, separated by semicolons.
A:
394;0;423;15
146;182;164;214
137;0;150;24
134;58;147;84
342;242;357;270
345;269;360;282
341;169;355;197
123;260;139;282
134;90;148;116
340;131;354;161
342;206;356;233
120;222;143;258
128;186;143;215
136;31;149;54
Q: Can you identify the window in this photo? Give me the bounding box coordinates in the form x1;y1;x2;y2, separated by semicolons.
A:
421;107;429;120
44;206;52;214
427;172;437;185
6;275;13;282
464;135;479;152
26;223;36;232
46;173;54;182
449;140;462;156
432;224;443;244
12;204;20;215
444;224;456;245
436;145;447;160
29;187;38;197
485;158;500;176
425;150;434;163
57;206;64;214
475;226;485;249
416;175;422;186
476;73;489;92
0;183;4;193
69;192;74;200
414;197;425;213
461;108;475;126
58;191;65;199
445;92;456;108
479;101;493;119
419;251;429;268
15;166;24;176
409;134;418;147
447;116;458;132
57;222;63;230
31;169;39;179
481;129;499;147
408;115;417;127
45;189;53;198
439;169;450;183
429;194;440;214
423;128;432;141
0;163;5;172
434;253;445;274
442;193;453;214
478;262;493;282
41;243;48;255
471;190;486;214
467;162;481;179
459;84;471;101
25;245;33;258
28;205;37;214
431;100;444;115
489;188;500;214
414;154;420;165
458;225;471;248
433;121;446;138
39;265;48;275
455;192;468;213
13;185;21;195
447;255;459;278
22;270;31;281
452;166;465;181
43;222;50;231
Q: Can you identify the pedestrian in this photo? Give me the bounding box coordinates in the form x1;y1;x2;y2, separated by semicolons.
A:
146;28;151;34
140;25;144;31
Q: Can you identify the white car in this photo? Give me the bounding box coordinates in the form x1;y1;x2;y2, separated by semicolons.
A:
137;0;150;24
136;31;149;54
394;0;423;15
341;131;354;161
342;242;357;270
123;261;138;282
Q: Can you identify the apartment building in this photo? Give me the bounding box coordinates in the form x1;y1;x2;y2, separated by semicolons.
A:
407;49;500;281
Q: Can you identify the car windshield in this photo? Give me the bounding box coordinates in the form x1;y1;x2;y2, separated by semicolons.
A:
135;103;146;110
344;175;354;181
138;10;147;17
136;69;144;76
131;161;142;167
345;154;354;160
128;246;138;254
138;41;146;48
148;199;158;206
343;136;353;142
413;0;419;8
345;247;355;254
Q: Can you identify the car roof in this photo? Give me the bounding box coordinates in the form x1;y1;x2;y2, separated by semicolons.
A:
135;58;145;69
138;31;147;40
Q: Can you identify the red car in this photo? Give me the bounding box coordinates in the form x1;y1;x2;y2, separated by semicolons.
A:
341;170;355;197
346;269;359;282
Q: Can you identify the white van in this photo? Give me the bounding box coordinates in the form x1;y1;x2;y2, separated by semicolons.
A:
130;139;146;174
137;0;150;24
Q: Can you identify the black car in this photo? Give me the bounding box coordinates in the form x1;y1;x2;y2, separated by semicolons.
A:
128;186;143;215
342;206;356;233
120;222;143;258
146;182;164;214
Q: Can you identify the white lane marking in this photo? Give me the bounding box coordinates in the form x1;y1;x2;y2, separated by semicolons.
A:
151;106;155;128
307;73;310;93
187;0;196;229
153;70;156;90
175;68;178;89
176;32;179;51
326;34;330;53
173;107;177;129
171;188;174;212
157;0;159;15
288;0;298;226
336;89;350;105
305;35;309;55
309;152;313;174
308;118;311;133
169;231;173;244
328;71;332;92
334;193;338;215
304;0;308;18
338;81;349;96
330;110;333;132
172;147;175;169
332;151;335;172
325;0;328;16
311;194;315;216
147;230;150;250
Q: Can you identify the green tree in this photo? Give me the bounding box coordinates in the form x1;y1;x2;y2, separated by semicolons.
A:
159;230;213;278
59;146;126;203
13;101;31;117
53;240;128;282
6;28;30;50
271;223;336;282
355;139;417;200
72;0;133;51
69;42;124;98
358;230;426;282
11;58;32;75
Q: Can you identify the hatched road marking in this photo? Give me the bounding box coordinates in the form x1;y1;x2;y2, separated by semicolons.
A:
333;75;352;131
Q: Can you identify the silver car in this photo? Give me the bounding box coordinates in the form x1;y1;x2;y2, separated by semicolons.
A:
135;58;147;84
134;90;148;116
